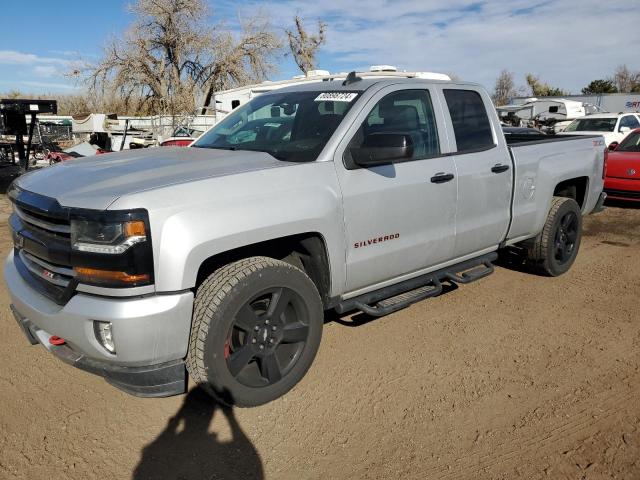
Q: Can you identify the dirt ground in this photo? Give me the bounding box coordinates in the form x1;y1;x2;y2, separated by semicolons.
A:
0;195;639;480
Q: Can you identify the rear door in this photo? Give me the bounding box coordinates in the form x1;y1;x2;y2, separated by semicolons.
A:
334;85;458;294
439;87;513;258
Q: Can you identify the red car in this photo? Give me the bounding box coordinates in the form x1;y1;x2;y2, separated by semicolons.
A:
604;128;640;201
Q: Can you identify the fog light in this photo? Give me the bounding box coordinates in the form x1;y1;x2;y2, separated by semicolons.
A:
94;321;116;354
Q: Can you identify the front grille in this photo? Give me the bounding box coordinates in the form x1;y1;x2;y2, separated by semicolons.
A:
9;190;77;304
19;250;75;288
13;204;71;236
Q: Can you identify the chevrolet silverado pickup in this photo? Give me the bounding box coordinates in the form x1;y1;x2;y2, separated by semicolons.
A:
5;74;607;407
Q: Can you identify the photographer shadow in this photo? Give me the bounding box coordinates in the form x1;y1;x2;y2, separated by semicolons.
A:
133;387;263;480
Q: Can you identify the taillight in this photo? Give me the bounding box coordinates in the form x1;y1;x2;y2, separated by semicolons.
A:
603;147;608;179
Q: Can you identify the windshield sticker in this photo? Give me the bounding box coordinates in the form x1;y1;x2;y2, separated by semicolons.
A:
315;92;358;103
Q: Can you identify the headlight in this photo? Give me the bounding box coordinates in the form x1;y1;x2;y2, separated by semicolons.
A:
70;210;154;288
71;219;147;254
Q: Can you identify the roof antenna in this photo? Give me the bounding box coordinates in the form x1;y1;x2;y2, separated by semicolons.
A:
342;71;362;86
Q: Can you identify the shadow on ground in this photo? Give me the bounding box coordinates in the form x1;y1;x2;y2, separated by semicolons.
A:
604;198;640;210
133;387;263;480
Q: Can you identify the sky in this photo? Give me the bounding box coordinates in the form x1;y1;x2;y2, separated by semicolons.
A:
0;0;638;96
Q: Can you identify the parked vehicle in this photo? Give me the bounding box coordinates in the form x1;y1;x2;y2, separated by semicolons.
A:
159;126;203;147
558;113;640;145
502;126;545;136
604;128;640;201
5;74;606;407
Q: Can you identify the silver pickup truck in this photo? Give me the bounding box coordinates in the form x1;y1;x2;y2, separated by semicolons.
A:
5;75;607;407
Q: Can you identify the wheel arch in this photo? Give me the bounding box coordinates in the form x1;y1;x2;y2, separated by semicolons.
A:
194;233;333;308
553;176;589;210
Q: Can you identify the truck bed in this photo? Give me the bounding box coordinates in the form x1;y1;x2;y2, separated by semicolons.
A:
505;133;601;146
505;132;604;245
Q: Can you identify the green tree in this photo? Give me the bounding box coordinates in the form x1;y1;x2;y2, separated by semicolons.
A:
581;79;618;94
525;74;568;97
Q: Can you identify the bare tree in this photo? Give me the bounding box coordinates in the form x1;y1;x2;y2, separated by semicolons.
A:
200;15;282;114
286;16;327;74
83;0;280;117
612;65;640;93
492;70;517;106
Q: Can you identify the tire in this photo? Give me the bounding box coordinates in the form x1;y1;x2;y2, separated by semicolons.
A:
525;196;583;276
186;256;323;407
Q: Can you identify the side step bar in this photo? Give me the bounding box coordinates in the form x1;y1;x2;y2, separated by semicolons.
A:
335;253;497;317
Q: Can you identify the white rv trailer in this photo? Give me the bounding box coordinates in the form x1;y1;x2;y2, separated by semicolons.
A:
209;66;451;122
510;93;640;114
496;98;586;124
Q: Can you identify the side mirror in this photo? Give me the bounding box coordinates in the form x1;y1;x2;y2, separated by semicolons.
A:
608;141;619;151
619;126;631;134
350;133;413;167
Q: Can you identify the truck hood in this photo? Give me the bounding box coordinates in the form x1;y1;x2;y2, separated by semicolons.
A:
16;147;288;210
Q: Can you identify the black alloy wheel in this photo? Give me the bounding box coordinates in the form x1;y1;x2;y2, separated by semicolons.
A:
186;256;323;407
224;287;311;387
553;211;579;265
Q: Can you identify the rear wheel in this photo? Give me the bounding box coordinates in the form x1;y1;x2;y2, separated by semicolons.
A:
525;196;582;276
186;256;323;407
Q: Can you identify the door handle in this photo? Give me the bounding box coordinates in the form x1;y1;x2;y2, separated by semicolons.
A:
491;164;510;174
430;172;455;184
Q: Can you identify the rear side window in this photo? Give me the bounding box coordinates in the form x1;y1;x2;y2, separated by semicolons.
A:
443;89;495;152
620;115;640;129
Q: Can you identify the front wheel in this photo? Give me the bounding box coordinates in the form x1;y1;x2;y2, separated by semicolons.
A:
525;196;583;276
186;256;323;407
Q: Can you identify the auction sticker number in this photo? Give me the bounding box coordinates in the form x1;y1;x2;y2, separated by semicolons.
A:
315;92;358;102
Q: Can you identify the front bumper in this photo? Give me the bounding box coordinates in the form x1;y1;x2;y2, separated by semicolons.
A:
5;251;194;397
12;307;187;396
604;177;640;202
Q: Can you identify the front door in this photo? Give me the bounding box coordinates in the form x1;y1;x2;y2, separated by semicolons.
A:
334;86;458;294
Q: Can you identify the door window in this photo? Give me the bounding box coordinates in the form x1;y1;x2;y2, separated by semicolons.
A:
347;89;440;163
620;115;640;130
443;89;495;152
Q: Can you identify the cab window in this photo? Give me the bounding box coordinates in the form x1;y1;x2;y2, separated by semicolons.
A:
443;89;495;152
347;89;440;163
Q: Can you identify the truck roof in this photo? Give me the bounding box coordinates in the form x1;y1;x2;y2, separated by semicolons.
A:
575;113;638;120
274;76;476;94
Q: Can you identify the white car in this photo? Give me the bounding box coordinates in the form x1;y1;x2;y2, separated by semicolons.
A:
558;113;640;146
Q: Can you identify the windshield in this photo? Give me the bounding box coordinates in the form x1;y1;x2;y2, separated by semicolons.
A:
616;131;640;152
193;90;360;162
564;118;617;132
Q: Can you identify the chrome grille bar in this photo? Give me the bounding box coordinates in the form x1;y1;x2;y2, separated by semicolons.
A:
19;250;74;288
14;205;71;234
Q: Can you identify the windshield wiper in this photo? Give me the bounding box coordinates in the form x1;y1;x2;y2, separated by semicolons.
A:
192;144;289;161
192;145;238;151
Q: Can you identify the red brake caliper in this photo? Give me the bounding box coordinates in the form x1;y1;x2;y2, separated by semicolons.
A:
223;338;231;359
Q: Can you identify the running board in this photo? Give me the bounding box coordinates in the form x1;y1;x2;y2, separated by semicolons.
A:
336;253;497;318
